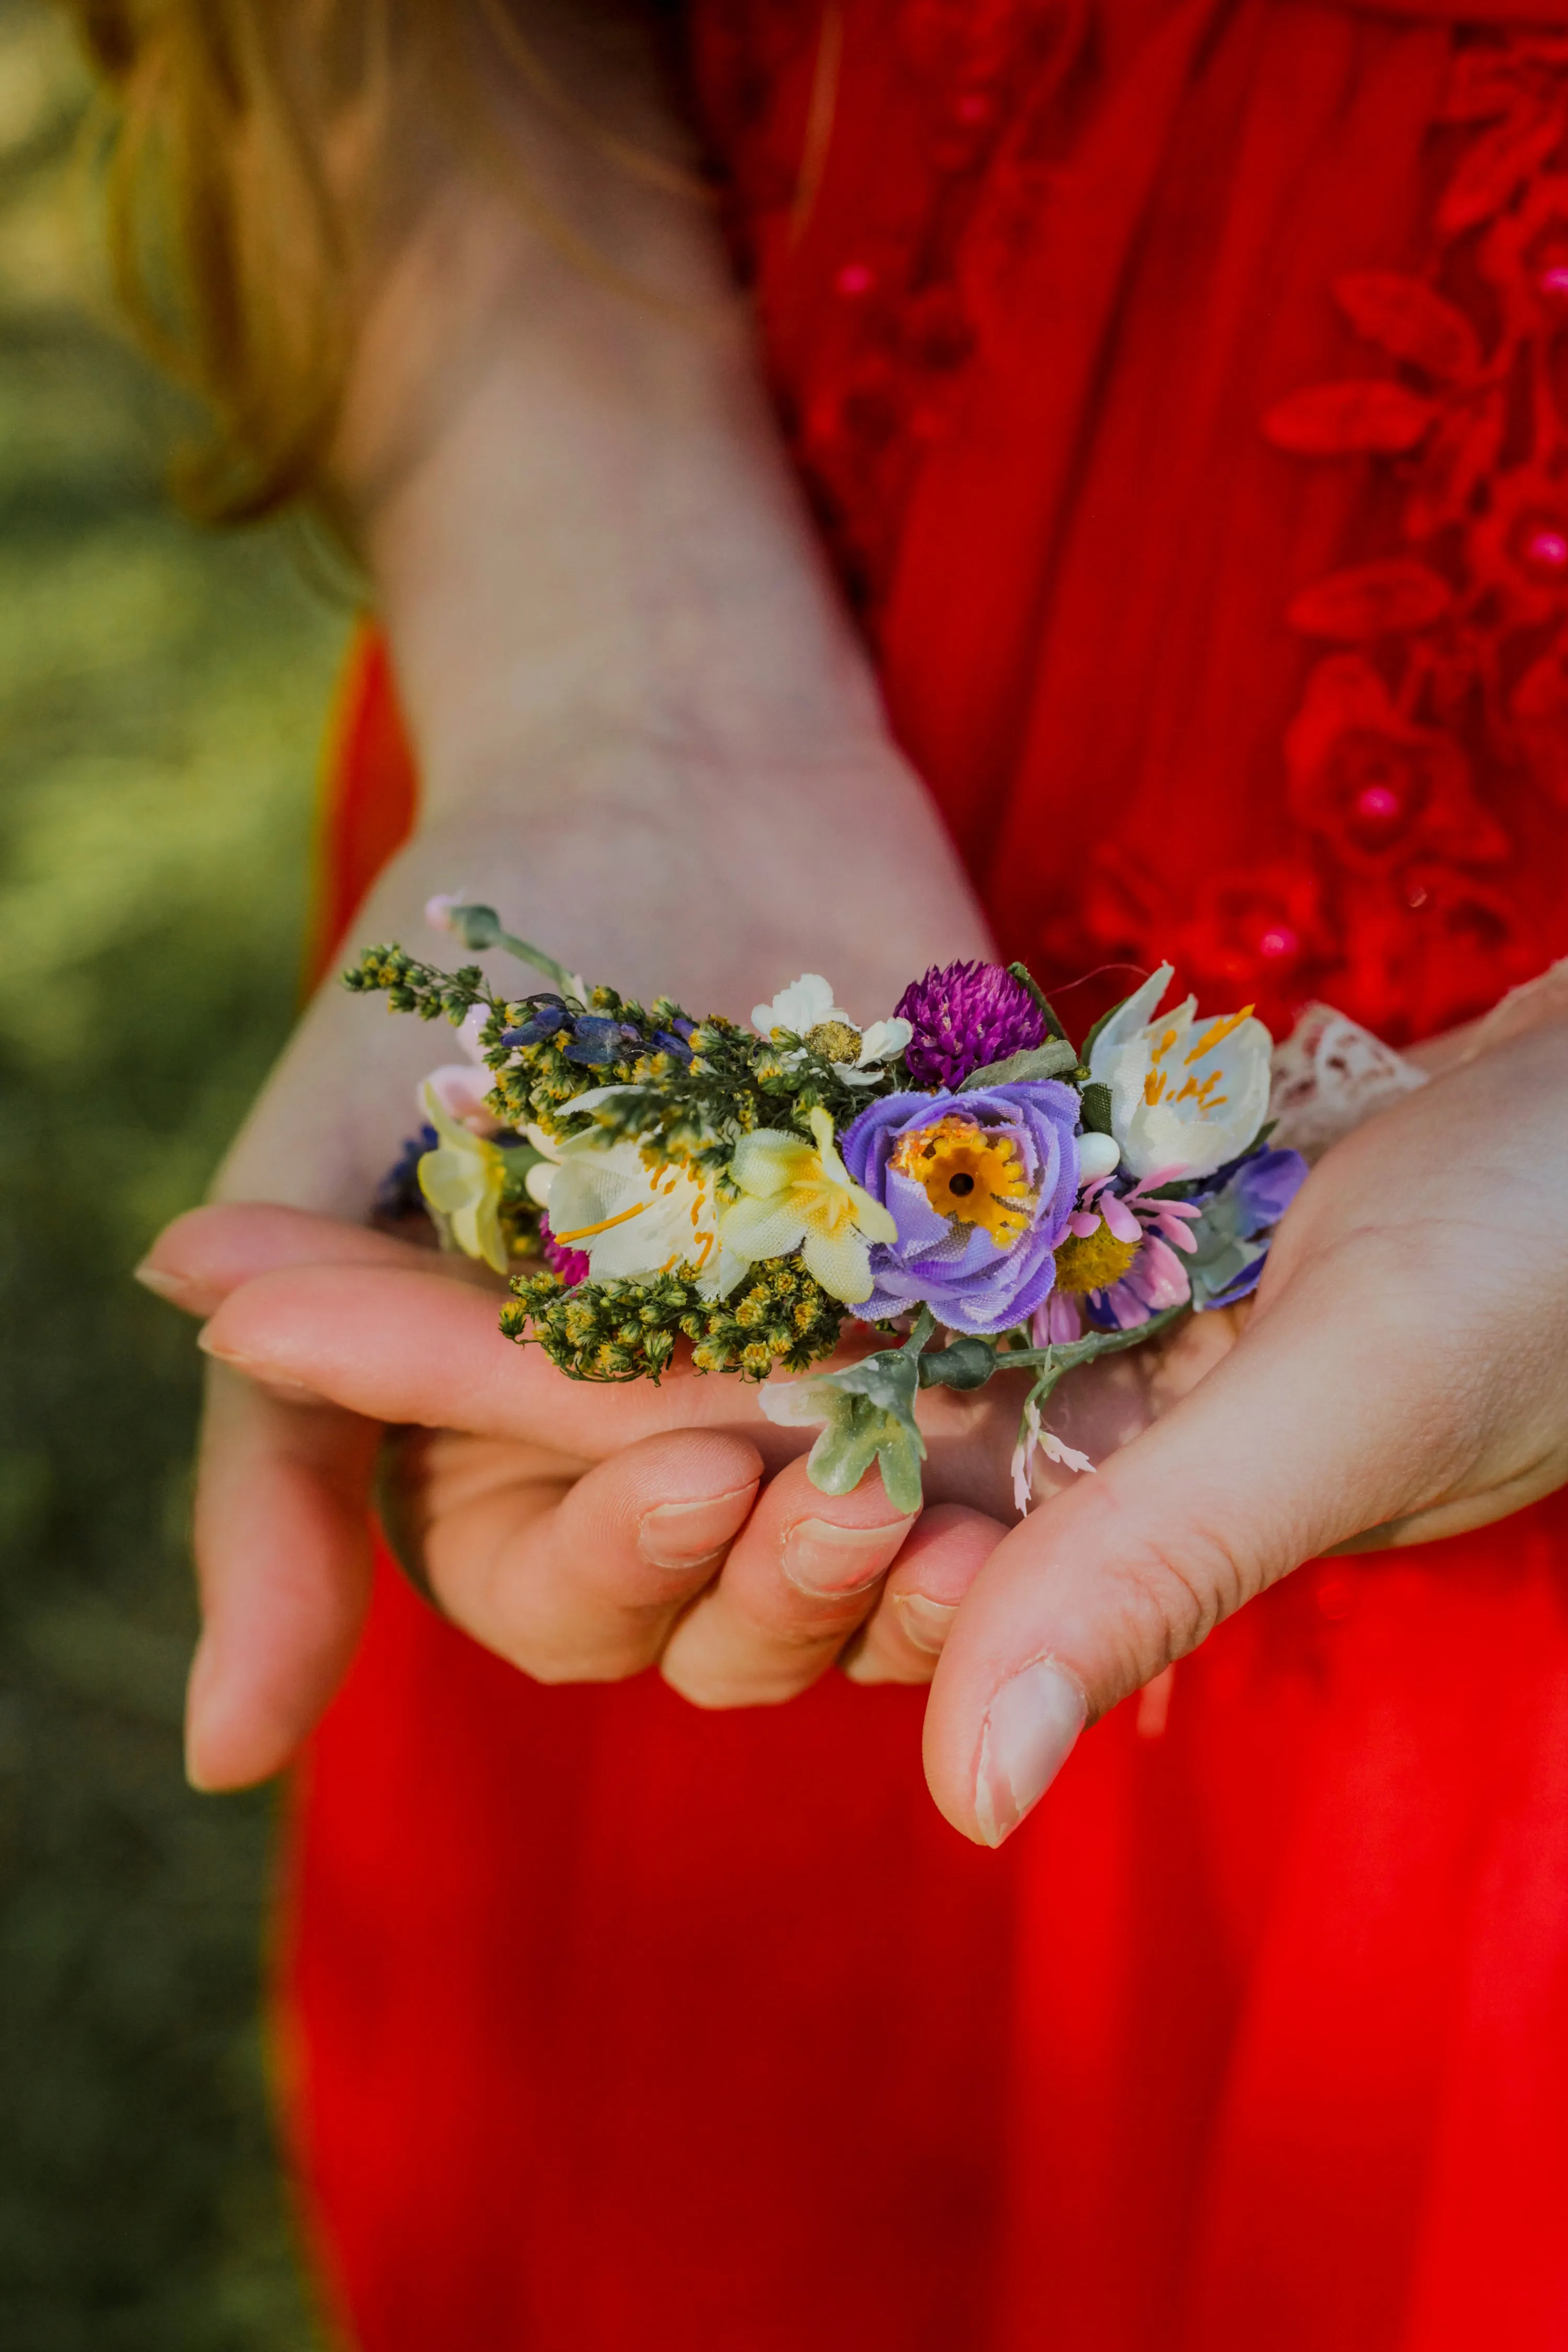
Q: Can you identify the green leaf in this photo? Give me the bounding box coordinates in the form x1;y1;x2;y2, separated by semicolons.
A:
831;1345;922;1420
1078;1080;1114;1134
807;1391;925;1513
961;1037;1080;1090
806;1393;887;1495
873;1416;928;1515
802;1340;929;1511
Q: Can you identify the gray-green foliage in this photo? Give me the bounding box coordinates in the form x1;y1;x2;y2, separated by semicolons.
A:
0;8;342;2344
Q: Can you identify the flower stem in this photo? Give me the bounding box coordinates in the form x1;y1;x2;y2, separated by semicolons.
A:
448;904;586;1002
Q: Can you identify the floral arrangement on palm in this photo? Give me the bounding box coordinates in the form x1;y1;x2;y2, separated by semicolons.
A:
347;901;1306;1512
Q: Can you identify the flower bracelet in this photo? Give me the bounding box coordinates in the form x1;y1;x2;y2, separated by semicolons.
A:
346;902;1312;1514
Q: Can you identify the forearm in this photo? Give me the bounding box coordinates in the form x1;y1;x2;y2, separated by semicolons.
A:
218;7;987;1209
343;132;881;818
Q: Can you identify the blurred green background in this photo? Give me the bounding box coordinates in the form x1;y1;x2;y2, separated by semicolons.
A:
0;2;348;2342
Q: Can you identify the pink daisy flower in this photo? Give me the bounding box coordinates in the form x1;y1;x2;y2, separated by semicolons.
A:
1033;1171;1203;1343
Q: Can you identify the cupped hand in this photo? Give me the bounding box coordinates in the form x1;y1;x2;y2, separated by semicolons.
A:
142;653;995;1789
145;1198;1007;1788
920;1015;1568;1845
143;1184;1247;1782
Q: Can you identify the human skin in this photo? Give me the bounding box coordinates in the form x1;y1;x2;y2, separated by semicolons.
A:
139;0;1005;1789
137;4;1568;1840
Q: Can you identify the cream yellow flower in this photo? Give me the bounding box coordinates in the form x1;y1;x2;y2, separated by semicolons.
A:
416;1082;509;1274
718;1107;898;1304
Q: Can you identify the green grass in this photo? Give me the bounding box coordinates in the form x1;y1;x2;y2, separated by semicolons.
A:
0;6;349;2343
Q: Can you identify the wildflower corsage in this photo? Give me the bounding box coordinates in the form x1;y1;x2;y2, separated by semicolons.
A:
345;901;1308;1513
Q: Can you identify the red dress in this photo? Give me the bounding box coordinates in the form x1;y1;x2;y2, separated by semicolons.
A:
290;7;1568;2346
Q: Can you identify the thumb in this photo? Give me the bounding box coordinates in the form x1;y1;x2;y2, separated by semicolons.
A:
187;1360;383;1789
921;1238;1452;1845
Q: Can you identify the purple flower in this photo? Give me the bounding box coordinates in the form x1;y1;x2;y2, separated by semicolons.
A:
838;1082;1080;1336
893;961;1048;1087
376;1123;440;1221
1185;1147;1308;1309
500;996;644;1068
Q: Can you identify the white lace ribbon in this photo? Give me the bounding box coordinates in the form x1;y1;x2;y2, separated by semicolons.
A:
1269;958;1568;1160
1267;1002;1427;1161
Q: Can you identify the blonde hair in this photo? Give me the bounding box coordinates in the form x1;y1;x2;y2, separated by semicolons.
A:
62;2;408;520
62;2;699;523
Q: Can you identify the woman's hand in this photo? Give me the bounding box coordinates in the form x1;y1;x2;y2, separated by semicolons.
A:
144;1205;1011;1780
147;3;995;1789
143;1195;1241;1778
919;1015;1568;1844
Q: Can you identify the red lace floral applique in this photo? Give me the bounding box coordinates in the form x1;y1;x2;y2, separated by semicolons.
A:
698;0;1087;612
1257;33;1568;1036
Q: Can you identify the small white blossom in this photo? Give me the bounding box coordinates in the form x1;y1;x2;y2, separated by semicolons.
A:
834;1016;914;1086
1010;1398;1097;1514
752;977;911;1083
424;891;467;937
752;973;848;1037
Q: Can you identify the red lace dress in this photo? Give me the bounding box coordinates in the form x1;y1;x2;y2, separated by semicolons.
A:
293;7;1568;2347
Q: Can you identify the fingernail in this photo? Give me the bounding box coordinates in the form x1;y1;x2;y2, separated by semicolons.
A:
195;1332;319;1404
891;1592;957;1655
974;1659;1086;1847
638;1483;758;1572
782;1516;916;1598
134;1260;194;1306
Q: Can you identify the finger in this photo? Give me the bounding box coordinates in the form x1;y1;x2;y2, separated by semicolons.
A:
187;1363;382;1791
658;1451;918;1708
197;1263;790;1461
923;1237;1469;1847
840;1506;1006;1686
135;1201;489;1319
419;1427;763;1682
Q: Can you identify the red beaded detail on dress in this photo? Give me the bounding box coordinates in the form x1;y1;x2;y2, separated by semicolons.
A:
1250;33;1568;1037
691;7;1568;1045
695;0;1089;610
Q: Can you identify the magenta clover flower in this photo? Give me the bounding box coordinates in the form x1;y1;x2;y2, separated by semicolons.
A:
838;1080;1081;1336
893;960;1049;1088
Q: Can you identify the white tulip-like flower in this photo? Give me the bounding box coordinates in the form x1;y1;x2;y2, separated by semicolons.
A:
544;1135;750;1299
1088;963;1272;1182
